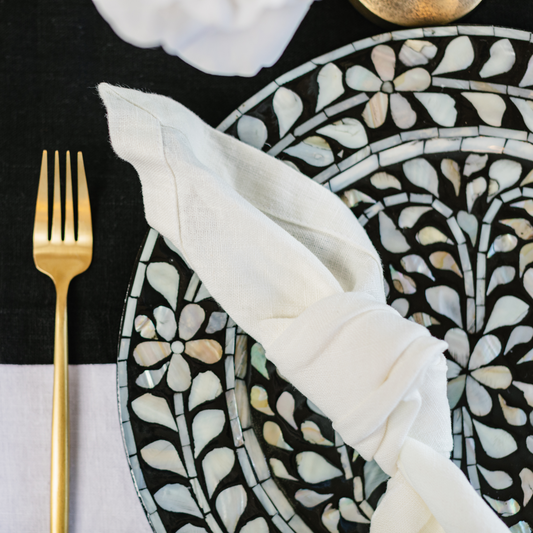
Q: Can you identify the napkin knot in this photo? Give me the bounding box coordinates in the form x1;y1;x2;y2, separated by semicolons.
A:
264;291;508;533
265;291;452;477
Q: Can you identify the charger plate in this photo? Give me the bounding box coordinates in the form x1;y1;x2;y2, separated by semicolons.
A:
117;25;533;533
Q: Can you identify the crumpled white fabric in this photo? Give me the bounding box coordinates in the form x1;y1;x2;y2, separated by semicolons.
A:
98;83;510;533
91;0;313;76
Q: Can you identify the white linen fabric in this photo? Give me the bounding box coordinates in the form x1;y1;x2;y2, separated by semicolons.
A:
91;0;313;76
0;364;152;533
98;83;510;533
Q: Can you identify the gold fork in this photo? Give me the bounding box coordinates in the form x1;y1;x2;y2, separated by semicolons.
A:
33;150;93;533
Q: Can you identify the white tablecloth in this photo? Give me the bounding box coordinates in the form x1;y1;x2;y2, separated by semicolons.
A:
0;364;152;533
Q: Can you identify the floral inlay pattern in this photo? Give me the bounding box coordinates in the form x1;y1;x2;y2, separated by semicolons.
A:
346;43;433;129
118;25;533;533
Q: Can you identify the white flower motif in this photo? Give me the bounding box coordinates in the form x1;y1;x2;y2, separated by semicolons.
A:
345;44;431;129
134;303;224;391
445;328;512;417
92;0;313;76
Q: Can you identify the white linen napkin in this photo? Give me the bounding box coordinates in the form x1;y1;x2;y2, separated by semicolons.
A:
98;83;510;533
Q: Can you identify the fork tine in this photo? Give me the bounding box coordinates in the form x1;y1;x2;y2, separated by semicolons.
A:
33;150;49;243
64;151;75;243
76;152;92;246
51;151;62;242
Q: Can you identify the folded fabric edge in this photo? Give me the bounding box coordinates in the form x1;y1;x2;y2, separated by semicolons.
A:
98;83;385;297
98;83;188;258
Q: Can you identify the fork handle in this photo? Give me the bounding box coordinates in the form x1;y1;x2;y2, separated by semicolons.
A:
51;282;69;533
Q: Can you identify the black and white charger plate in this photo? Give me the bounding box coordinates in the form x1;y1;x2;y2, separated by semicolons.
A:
117;25;533;533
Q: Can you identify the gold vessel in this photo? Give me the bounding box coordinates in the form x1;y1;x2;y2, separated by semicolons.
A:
349;0;483;27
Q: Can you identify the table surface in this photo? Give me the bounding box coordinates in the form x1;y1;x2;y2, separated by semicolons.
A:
3;0;533;365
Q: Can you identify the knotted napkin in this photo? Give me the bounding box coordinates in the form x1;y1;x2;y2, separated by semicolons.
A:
99;83;510;533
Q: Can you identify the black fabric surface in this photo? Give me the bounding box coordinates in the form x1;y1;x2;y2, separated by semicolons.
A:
1;0;533;364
